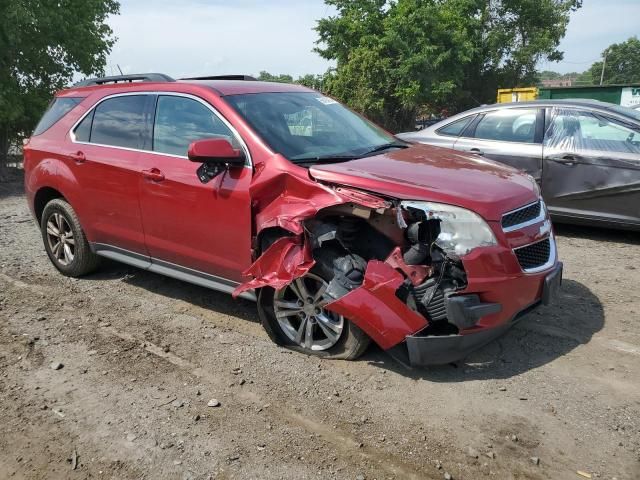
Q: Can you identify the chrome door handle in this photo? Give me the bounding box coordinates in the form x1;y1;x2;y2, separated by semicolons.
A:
469;148;484;156
554;155;577;166
142;168;165;182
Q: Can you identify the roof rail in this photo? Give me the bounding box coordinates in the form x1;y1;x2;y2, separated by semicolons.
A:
73;73;175;87
180;75;258;81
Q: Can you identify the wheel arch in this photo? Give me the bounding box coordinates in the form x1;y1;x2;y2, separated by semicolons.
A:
34;187;67;225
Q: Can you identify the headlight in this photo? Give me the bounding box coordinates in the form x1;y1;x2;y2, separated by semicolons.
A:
401;201;497;256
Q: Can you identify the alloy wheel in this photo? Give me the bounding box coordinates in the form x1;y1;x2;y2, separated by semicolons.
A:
46;212;75;266
273;273;344;351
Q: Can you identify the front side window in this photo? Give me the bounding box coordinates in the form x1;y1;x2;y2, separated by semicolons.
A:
89;95;147;149
225;92;395;162
473;108;537;144
437;116;474;137
545;108;640;155
153;96;236;156
33;97;83;136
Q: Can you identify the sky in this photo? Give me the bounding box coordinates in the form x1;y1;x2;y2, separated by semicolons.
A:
106;0;640;79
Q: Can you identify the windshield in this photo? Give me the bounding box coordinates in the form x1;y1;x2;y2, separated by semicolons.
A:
608;104;640;122
225;92;397;162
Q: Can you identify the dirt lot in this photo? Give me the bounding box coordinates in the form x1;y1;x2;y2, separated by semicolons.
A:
1;173;639;480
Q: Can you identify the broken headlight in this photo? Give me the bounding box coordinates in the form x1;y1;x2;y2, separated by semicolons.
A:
401;201;497;256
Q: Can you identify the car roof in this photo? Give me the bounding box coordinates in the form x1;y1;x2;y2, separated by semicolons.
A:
59;78;314;97
462;98;618;112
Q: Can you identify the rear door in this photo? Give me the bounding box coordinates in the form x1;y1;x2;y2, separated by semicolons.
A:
138;93;253;282
542;107;640;226
70;94;153;254
453;107;544;181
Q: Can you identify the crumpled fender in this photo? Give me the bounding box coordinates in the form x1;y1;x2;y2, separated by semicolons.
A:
249;154;388;235
233;236;314;297
324;260;429;350
233;154;390;296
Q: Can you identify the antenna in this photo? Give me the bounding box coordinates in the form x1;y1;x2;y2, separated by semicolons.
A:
117;64;124;75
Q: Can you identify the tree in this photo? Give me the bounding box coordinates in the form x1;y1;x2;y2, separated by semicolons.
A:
589;37;640;85
257;71;294;83
257;71;326;91
316;0;581;132
0;0;119;180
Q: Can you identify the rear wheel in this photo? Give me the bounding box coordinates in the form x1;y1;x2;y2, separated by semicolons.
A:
258;250;370;360
41;199;99;277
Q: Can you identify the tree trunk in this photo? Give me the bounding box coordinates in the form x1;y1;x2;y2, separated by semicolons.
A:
0;126;9;182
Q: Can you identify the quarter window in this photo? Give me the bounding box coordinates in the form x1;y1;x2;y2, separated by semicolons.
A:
437;116;474;137
89;95;147;149
33;97;82;136
473;109;537;143
153;96;236;156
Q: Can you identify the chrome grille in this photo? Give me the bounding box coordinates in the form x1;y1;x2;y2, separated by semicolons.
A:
502;201;542;230
514;238;551;270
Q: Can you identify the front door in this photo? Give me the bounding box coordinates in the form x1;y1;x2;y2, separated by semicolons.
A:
542;107;640;226
453;107;544;182
138;94;253;282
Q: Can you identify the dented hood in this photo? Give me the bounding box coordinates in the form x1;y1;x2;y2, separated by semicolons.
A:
309;144;538;221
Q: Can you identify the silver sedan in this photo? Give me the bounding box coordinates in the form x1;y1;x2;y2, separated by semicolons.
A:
398;99;640;231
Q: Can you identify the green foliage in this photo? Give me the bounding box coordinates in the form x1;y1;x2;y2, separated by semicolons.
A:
257;71;326;91
316;0;581;132
0;0;119;171
589;37;640;85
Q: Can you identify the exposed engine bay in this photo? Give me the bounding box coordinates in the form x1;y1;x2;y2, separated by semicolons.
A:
305;201;469;336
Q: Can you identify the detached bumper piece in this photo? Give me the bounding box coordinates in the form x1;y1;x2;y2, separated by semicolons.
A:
401;262;563;367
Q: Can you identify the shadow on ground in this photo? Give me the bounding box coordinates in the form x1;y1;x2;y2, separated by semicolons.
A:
87;258;258;325
90;258;603;382
555;222;639;245
363;278;604;380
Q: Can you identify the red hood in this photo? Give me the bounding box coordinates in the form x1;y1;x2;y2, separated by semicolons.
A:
309;144;538;221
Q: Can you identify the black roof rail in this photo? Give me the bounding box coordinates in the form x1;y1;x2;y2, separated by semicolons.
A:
73;73;175;87
180;75;258;81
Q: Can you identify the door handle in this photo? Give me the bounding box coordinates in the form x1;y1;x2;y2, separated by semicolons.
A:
69;151;85;164
469;148;484;156
142;168;165;182
553;155;577;166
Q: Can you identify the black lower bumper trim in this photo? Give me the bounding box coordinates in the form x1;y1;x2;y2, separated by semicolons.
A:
400;262;563;367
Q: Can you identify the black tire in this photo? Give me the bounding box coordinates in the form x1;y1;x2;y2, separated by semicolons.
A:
41;198;100;277
258;249;370;360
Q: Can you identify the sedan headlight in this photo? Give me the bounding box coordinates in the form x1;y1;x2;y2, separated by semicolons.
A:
401;201;497;256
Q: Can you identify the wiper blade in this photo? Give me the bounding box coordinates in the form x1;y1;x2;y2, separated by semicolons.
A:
358;142;409;157
292;155;358;164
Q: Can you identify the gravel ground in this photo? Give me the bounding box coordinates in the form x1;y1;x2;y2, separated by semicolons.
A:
1;174;639;480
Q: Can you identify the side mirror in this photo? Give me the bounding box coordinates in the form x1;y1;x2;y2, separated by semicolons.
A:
188;138;245;165
188;138;245;184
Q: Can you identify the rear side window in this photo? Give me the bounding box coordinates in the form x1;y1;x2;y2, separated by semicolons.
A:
153;96;236;156
33;97;83;136
89;96;147;149
474;109;537;143
437;116;474;137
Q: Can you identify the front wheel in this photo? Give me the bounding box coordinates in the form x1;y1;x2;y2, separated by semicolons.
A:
258;253;370;360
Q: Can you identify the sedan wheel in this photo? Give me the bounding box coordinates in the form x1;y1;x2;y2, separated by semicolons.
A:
273;273;344;351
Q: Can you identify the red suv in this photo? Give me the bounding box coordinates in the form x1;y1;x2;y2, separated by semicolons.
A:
24;73;562;367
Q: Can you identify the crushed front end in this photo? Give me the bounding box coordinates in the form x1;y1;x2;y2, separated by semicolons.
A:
234;160;561;366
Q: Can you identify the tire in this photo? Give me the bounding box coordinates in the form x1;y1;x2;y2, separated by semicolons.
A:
41;198;100;277
258;248;370;360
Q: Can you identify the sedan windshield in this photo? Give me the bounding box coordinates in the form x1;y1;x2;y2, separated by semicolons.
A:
225;92;399;162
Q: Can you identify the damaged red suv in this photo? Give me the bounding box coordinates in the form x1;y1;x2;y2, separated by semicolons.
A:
24;73;562;366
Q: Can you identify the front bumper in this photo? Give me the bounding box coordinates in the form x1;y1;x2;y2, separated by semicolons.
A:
397;262;563;366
